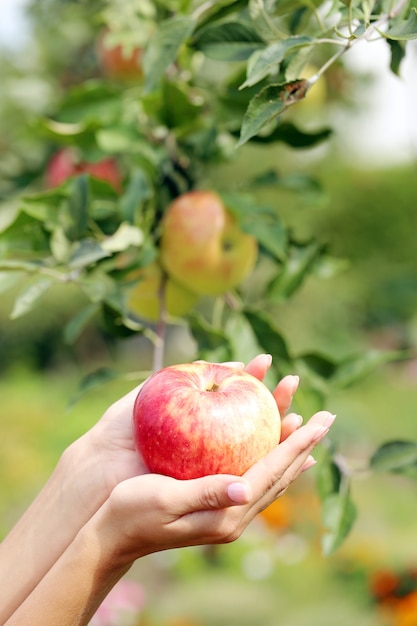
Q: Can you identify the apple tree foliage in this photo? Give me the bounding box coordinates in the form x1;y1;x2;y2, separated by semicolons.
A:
1;0;417;553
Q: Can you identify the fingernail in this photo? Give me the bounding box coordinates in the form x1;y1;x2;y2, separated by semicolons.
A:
265;354;272;367
227;482;249;504
323;413;337;428
302;455;317;472
311;425;330;442
291;375;300;395
293;413;303;427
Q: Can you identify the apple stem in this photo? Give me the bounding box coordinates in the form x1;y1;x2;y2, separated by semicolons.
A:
152;272;168;373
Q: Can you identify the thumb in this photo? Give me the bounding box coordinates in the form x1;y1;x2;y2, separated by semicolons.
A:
178;475;252;513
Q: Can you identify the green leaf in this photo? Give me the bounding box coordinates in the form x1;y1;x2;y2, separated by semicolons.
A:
68;367;120;408
222;193;287;260
66;174;89;241
237;80;309;146
102;223;144;253
387;39;406;75
317;451;342;501
382;8;417;40
189;313;233;362
54;80;122;125
10;278;53;320
298;352;339;380
50;226;72;264
143;15;196;92
193;20;264;61
120;169;153;224
243;310;292;368
249;121;332;148
267;239;324;301
0;270;25;295
321;487;357;555
64;304;100;344
370;441;417;474
241;36;314;88
69;240;110;270
248;0;288;40
330;349;405;389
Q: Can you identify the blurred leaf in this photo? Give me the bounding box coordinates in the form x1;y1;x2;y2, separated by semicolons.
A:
161;80;203;128
64;303;100;344
244;310;292;367
370;441;417;475
68;367;120;408
321;486;357;555
66;175;89;241
238;80;309;146
317;455;342;501
69;240;110;270
0;270;25;294
298;352;338;380
267;239;324;301
223;193;286;260
50;226;72;264
0;201;20;233
193;20;264;61
248;0;288;40
241;36;313;88
55;80;122;125
0;259;42;272
189;313;233;361
381;8;417;40
120;169;153;224
102;223;144;253
10;278;53;320
331;349;405;389
143;15;196;92
249;121;332;148
387;39;406;75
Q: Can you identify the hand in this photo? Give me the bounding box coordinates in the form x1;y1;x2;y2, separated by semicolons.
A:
91;408;335;569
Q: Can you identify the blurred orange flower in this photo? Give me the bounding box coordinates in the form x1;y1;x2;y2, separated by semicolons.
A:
258;495;292;530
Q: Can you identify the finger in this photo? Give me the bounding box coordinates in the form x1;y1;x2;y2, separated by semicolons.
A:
243;411;336;503
171;474;251;517
272;375;299;416
243;354;272;380
280;412;303;442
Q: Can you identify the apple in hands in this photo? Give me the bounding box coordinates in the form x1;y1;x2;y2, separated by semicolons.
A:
160;191;258;296
132;362;281;480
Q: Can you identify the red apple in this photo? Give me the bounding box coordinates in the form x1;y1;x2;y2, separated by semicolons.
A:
160;191;258;296
45;148;122;192
133;362;281;480
96;30;143;81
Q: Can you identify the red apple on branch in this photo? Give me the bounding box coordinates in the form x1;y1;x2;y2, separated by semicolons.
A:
96;30;143;82
45;148;122;192
133;362;281;480
160;191;258;296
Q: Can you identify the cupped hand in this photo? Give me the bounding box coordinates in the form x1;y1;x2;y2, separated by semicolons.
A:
94;409;335;569
84;354;300;500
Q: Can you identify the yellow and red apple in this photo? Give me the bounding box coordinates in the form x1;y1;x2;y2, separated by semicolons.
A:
125;262;198;323
160;191;258;296
133;361;281;479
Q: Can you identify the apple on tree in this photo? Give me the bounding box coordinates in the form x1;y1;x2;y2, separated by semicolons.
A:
45;148;122;192
96;29;143;82
133;361;281;480
160;191;258;296
125;261;199;323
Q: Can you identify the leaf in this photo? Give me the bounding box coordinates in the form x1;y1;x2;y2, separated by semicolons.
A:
0;200;20;233
321;487;357;555
248;0;288;40
267;239;324;301
237;80;309;146
0;259;42;272
243;310;292;367
241;36;314;88
68;367;120;408
317;450;342;501
189;313;233;362
50;226;72;264
387;39;406;75
143;15;196;92
330;349;405;389
222;193;287;261
102;223;144;253
10;278;53;320
66;174;89;241
381;7;417;41
0;270;25;295
120;169;153;224
69;240;110;270
249;121;332;148
193;20;264;61
64;304;100;344
298;352;339;380
370;441;417;475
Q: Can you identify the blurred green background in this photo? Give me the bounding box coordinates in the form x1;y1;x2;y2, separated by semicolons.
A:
1;2;417;625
